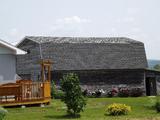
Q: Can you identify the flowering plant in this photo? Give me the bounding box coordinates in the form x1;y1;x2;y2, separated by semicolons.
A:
107;88;118;97
118;87;130;97
106;103;131;116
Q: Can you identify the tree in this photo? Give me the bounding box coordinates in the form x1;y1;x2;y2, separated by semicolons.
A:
153;64;160;71
60;73;86;116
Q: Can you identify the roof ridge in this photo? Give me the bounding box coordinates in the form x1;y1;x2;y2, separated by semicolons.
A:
24;36;143;44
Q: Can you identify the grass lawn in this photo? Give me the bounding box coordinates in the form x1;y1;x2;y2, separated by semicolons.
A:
5;97;160;120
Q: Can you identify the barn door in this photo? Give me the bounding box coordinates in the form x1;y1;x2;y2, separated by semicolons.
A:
146;77;157;96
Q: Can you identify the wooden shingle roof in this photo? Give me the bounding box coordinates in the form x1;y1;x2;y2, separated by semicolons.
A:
23;36;143;44
18;36;148;70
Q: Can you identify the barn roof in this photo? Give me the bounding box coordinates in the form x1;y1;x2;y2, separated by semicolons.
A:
19;36;143;44
17;36;148;70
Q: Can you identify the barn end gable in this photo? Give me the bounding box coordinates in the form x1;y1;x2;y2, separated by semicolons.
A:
16;38;41;76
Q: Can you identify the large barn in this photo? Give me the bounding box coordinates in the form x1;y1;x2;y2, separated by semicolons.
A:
16;36;160;96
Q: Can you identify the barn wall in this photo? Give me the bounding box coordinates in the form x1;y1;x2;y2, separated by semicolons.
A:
0;54;16;83
52;69;145;92
16;40;41;80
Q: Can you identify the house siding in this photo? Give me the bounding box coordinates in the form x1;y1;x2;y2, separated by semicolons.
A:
0;54;16;83
0;45;15;54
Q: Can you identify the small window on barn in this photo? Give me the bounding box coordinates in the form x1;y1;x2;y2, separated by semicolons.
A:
27;49;31;54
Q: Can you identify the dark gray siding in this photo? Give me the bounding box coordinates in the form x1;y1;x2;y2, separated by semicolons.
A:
16;40;41;80
52;69;145;91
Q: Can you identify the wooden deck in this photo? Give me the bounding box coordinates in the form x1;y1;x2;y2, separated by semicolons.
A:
0;60;52;107
0;80;51;106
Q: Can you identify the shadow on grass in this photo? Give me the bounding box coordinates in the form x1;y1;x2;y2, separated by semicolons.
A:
104;113;128;117
44;114;81;119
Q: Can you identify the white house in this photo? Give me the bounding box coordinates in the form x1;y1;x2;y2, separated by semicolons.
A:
0;39;26;84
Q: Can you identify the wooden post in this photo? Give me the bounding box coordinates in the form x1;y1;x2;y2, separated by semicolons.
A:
48;65;51;82
41;63;44;82
40;59;53;82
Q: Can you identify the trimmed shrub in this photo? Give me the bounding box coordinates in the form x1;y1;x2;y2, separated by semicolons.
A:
60;73;86;116
106;103;131;116
0;107;7;120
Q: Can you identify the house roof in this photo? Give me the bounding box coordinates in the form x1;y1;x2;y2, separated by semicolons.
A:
17;36;148;70
0;39;26;55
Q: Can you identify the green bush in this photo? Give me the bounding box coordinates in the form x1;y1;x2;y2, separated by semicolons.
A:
51;81;64;99
54;90;64;99
106;103;131;116
155;101;160;112
60;73;86;116
0;107;8;120
51;81;56;99
154;98;160;112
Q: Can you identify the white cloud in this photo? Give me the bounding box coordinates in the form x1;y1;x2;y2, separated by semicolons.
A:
56;16;91;24
8;28;24;44
111;28;117;34
127;8;139;14
116;17;135;23
50;16;91;36
10;28;19;36
123;17;135;23
131;27;141;33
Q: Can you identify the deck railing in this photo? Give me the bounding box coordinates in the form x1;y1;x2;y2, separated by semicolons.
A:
0;81;51;105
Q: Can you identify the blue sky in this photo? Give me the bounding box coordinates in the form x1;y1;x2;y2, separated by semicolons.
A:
0;0;160;59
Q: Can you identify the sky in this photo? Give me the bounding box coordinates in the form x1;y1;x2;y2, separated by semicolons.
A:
0;0;160;59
